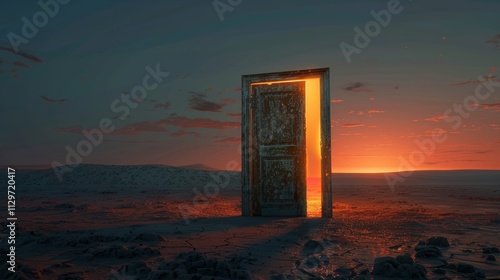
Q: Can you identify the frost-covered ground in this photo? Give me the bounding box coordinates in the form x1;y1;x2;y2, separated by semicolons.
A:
1;165;499;279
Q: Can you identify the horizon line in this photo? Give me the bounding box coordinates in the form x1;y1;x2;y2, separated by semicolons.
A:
1;163;499;173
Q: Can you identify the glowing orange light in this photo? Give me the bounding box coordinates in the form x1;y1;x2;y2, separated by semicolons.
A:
305;78;322;217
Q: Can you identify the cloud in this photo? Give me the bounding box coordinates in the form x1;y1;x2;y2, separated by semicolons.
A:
418;130;461;138
40;95;70;103
424;160;449;165
340;123;365;128
170;129;200;138
55;121;168;137
424;128;447;136
330;99;344;103
0;46;43;78
437;150;491;157
346;110;383;116
151;101;170;110
0;45;43;63
103;139;164;144
111;114;131;120
486;33;500;50
450;75;497;86
481;103;500;111
226;113;241;118
338;133;362;136
214;137;241;143
110;121;168;136
170;130;186;137
189;92;230;112
424;115;448;122
13;61;29;68
0;69;18;73
220;98;236;104
54;125;83;134
55;115;240;138
399;132;423;139
162;115;240;129
488;123;499;127
343;82;371;93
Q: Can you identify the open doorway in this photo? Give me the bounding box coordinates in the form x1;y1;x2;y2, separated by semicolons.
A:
241;68;332;218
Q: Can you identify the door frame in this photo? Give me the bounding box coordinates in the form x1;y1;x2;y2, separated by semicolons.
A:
241;67;332;218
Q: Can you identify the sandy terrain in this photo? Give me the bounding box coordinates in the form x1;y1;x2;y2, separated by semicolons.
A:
1;165;499;279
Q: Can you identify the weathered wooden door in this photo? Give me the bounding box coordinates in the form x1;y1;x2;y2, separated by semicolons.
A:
250;81;306;216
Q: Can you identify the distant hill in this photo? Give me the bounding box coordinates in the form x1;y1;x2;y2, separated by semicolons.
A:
12;164;240;186
0;164;51;170
175;164;219;171
8;164;500;187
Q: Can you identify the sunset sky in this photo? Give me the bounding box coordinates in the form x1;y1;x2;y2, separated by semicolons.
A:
1;0;499;172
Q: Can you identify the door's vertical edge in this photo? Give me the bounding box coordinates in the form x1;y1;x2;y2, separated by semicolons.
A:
299;82;307;217
321;69;333;218
252;88;261;216
241;77;251;216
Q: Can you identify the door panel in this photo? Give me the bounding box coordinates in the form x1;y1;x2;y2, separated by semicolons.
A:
250;81;306;216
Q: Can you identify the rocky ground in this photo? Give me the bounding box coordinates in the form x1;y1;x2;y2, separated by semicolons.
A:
1;166;499;279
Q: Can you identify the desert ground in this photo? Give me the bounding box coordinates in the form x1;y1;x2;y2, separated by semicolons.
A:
1;165;499;279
